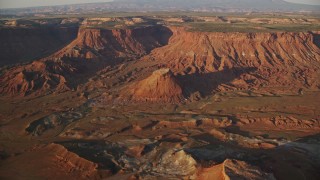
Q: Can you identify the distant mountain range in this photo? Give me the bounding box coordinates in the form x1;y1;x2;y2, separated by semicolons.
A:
1;0;319;15
111;0;319;11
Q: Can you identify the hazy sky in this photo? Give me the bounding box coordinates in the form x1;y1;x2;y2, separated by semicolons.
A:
0;0;320;9
0;0;113;9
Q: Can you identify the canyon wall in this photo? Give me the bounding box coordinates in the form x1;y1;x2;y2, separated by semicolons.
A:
53;25;172;59
1;25;320;97
146;27;320;95
0;26;172;96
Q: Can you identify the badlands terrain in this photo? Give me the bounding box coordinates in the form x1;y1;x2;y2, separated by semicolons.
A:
0;13;320;179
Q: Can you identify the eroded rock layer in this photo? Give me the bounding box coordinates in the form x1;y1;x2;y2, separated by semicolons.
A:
53;25;172;59
126;68;185;103
0;26;172;96
0;60;75;96
146;27;320;94
198;159;276;180
1;26;320;98
0;143;98;179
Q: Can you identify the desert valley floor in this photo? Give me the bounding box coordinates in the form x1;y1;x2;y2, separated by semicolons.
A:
0;13;320;179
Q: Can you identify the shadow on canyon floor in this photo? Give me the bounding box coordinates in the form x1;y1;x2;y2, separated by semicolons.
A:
177;67;258;97
313;33;320;48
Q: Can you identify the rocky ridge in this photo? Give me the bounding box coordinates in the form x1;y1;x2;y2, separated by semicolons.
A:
1;26;320;99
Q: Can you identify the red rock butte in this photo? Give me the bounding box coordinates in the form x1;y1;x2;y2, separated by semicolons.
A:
128;68;185;103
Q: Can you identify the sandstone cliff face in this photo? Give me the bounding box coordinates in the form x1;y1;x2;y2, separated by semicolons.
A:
147;27;320;93
0;26;172;96
127;68;185;103
1;25;320;97
0;26;78;67
53;25;172;59
153;27;320;71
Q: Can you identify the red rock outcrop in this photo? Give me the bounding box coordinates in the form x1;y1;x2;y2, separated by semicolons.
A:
53;25;172;59
2;25;320;97
198;159;276;180
146;27;320;93
126;68;185;103
0;143;98;179
0;26;172;96
0;60;75;96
